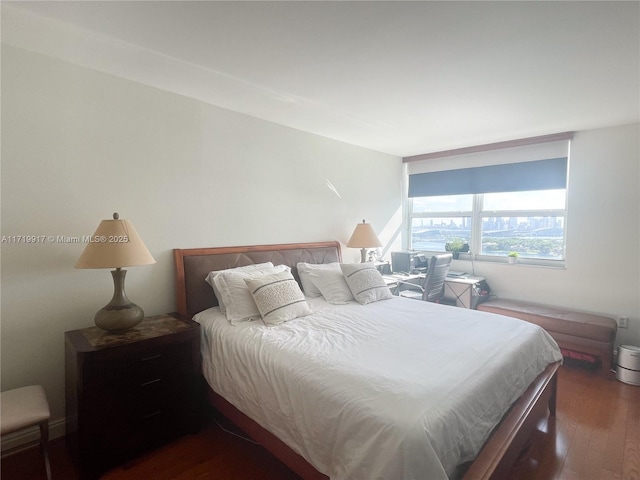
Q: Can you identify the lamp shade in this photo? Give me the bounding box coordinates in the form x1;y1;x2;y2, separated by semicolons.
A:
347;220;382;248
75;213;155;269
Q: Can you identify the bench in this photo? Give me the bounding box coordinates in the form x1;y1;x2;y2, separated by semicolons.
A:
477;299;617;377
0;385;52;480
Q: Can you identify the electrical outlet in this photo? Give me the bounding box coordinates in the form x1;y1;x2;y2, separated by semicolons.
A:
617;316;628;329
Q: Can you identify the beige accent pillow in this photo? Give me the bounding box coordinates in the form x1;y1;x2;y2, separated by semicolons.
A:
340;262;393;304
245;270;313;325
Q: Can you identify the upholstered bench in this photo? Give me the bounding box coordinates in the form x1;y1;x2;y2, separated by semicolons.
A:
477;299;617;377
0;385;52;479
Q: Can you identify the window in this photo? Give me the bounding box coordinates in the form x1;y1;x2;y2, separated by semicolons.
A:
404;133;572;264
480;190;566;259
410;189;566;261
410;195;472;251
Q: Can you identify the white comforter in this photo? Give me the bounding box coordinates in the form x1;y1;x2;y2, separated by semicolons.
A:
195;296;561;480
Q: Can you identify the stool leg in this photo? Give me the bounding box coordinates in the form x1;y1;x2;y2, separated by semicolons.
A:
39;421;52;480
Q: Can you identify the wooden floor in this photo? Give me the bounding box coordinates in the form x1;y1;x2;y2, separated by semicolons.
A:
2;365;639;480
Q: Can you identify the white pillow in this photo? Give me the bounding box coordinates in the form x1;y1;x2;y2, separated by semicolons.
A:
245;270;313;325
340;262;393;305
297;262;341;297
205;262;274;314
309;265;354;304
214;264;289;324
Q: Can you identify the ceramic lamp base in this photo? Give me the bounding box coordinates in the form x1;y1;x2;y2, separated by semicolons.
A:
94;303;144;332
94;268;144;332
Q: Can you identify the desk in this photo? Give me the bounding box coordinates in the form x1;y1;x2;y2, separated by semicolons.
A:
383;274;488;309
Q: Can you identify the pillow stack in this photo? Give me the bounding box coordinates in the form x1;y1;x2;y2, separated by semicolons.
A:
206;263;311;326
297;262;393;305
205;262;274;317
205;261;393;326
297;262;354;304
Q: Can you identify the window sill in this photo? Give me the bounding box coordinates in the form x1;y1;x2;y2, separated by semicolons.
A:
473;254;565;268
415;251;566;269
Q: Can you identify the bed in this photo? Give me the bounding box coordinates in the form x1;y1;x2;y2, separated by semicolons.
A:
173;241;561;480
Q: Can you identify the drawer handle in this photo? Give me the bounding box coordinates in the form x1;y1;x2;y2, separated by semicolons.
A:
140;378;162;387
140;354;162;362
141;410;162;420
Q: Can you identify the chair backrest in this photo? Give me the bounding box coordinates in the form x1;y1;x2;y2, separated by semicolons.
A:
421;254;453;302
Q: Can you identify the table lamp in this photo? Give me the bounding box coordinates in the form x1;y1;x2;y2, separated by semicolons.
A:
347;219;382;263
75;213;156;332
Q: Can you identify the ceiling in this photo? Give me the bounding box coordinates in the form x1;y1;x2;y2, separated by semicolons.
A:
3;1;639;157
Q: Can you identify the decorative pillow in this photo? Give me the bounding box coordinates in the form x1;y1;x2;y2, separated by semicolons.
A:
245;270;313;325
340;262;393;305
205;262;274;314
297;262;340;297
214;264;289;324
309;265;354;304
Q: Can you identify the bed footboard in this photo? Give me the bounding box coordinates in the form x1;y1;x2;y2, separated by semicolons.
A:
462;360;560;480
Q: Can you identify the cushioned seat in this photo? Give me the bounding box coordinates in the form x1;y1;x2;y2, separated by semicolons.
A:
1;385;52;479
478;299;617;377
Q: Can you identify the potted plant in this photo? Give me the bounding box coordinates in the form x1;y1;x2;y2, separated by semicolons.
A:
445;239;469;260
507;251;519;264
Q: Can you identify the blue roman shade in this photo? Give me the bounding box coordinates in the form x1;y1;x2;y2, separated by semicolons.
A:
408;157;568;198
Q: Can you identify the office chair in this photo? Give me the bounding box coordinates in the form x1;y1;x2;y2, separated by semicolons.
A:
398;253;453;303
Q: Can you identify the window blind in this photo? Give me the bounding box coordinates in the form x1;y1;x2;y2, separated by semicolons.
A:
405;132;571;198
408;157;568;197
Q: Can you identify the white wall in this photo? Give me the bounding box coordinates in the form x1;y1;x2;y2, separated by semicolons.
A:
450;123;640;347
0;45;402;439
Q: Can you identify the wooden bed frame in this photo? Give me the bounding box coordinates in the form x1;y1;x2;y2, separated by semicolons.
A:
173;241;560;480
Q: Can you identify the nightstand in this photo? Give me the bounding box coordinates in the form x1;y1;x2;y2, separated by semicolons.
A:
65;314;201;479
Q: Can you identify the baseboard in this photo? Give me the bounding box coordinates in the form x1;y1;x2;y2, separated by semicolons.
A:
1;417;67;457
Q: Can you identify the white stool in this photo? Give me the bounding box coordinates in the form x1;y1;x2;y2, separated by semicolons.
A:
1;385;52;480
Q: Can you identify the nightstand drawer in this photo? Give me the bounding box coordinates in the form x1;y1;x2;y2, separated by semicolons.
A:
83;341;192;384
136;340;192;382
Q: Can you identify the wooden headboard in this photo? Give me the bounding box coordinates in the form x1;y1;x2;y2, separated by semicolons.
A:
173;241;342;318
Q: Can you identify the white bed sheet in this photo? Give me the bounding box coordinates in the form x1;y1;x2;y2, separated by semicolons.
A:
195;296;562;480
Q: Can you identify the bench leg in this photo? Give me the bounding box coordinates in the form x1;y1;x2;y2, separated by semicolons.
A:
601;350;614;379
39;421;52;480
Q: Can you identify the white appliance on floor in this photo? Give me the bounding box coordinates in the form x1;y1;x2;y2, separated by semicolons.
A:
616;345;640;385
